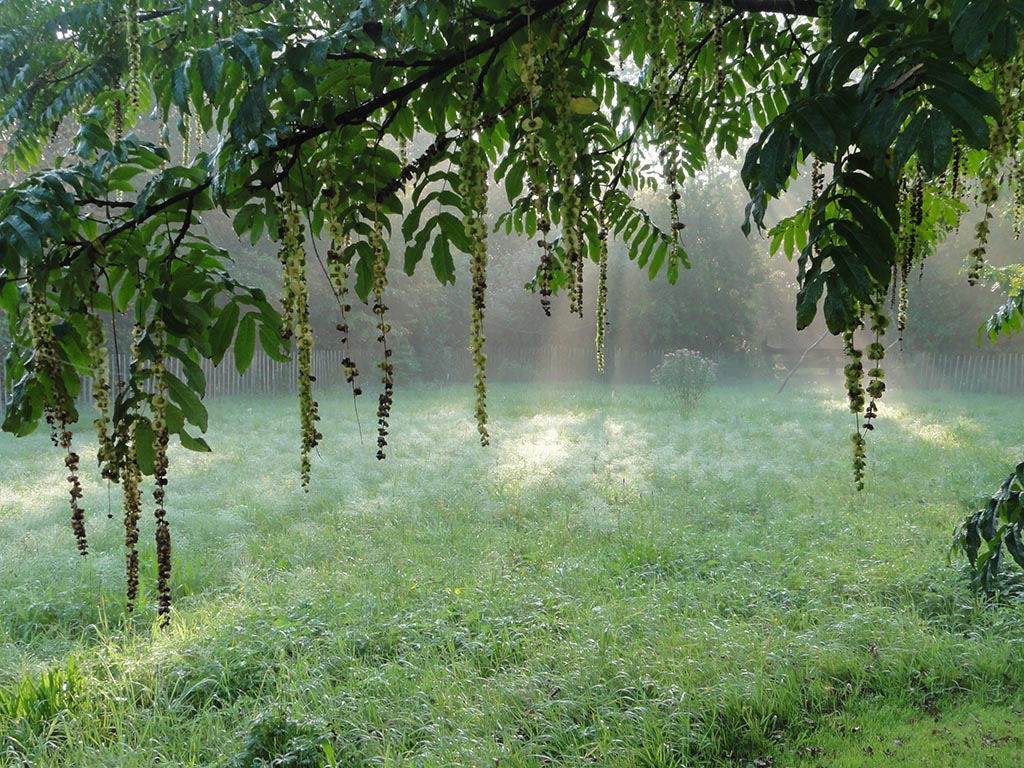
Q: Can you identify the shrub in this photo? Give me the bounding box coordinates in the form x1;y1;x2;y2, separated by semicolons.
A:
951;460;1024;595
652;349;716;411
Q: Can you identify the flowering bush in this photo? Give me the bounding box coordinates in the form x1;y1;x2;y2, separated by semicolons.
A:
652;349;716;411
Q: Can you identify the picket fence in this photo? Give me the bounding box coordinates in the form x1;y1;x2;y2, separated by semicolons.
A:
1;347;1023;417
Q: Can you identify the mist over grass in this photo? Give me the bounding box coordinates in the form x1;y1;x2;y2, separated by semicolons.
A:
1;383;1023;767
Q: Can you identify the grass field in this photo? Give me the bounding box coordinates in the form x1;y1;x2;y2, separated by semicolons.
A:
2;381;1024;767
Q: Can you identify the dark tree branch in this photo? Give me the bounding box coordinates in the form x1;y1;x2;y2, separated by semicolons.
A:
714;0;823;15
279;0;571;152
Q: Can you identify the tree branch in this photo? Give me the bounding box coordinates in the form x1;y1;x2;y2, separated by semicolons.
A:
714;0;823;16
278;0;572;153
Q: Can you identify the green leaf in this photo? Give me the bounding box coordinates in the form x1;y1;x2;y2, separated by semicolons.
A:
569;96;600;114
430;234;456;285
230;30;261;79
178;429;212;453
924;87;990;148
210;301;240;365
135;419;156;476
163;371;208;432
259;323;291;362
795;273;825;330
0;279;18;313
234;313;256;375
197;45;225;103
790;102;837;159
822;272;854;334
917;111;953;178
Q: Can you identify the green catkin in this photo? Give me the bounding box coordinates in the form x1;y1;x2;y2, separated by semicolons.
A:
949;133;963;202
899;174;924;336
85;308;117;481
459;106;490;446
113;97;124;141
551;75;583;316
323;180;362;396
970;58;1022;279
811;159;824;209
519;11;554;315
1012;157;1024;239
125;0;141;110
596;220;609;374
863;304;889;433
842;314;866;492
278;193;320;487
369;206;395;459
276;194;300;338
30;282;87;554
648;0;685;272
150;317;172;625
712;0;726;97
182;112;192;165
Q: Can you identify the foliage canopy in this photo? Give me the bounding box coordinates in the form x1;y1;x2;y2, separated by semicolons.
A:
2;0;1024;616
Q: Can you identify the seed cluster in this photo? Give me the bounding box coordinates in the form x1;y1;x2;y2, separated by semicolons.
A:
970;58;1023;283
323;182;362;397
125;0;141;111
29;283;87;554
895;173;924;335
863;305;889;432
150;317;172;626
948;134;963;203
460;109;491;446
596;220;609;374
277;193;321;486
647;0;686;274
369;206;395;460
121;323;145;611
712;0;726;97
1013;157;1024;239
519;14;554;316
842;320;866;491
86;307;117;481
551;77;584;316
969;179;996;287
843;299;890;492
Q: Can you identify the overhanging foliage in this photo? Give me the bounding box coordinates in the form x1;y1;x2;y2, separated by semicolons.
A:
1;0;1023;617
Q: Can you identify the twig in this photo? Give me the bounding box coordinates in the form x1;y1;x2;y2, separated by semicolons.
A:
775;329;829;395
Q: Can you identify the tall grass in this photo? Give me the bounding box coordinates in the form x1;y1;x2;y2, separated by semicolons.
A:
1;382;1022;766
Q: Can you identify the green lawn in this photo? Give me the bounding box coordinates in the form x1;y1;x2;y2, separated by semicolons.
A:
1;382;1023;767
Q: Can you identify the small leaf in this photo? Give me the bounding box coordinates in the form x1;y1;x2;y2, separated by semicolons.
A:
569;96;600;114
178;429;212;453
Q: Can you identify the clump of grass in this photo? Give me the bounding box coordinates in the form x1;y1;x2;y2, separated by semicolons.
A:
0;383;1023;766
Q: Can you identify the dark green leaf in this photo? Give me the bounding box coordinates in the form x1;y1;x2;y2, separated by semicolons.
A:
163;371;208;432
197;45;225;103
234;313;256;375
135;419;156;476
210;301;240;365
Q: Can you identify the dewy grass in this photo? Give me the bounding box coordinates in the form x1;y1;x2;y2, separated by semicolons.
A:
1;382;1023;767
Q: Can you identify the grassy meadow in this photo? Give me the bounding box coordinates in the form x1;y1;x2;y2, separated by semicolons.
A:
1;381;1024;767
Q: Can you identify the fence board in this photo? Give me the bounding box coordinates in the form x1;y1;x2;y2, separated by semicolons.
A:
4;348;1024;419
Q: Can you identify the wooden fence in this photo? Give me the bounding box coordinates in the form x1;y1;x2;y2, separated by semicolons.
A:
766;347;1024;395
2;347;1023;418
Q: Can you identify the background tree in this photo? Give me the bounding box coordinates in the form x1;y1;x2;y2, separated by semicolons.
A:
2;0;1023;613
